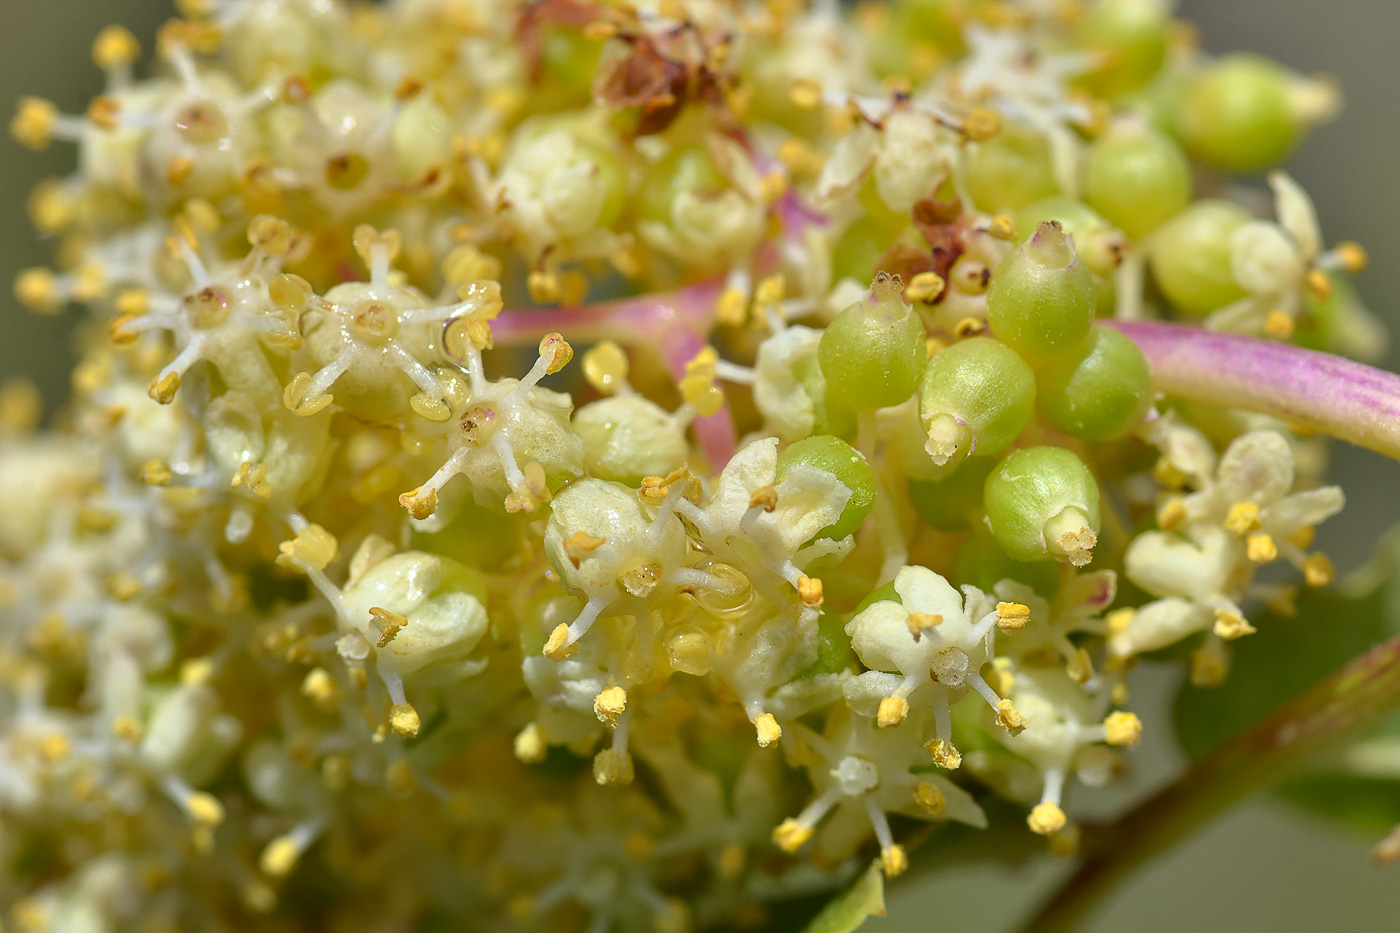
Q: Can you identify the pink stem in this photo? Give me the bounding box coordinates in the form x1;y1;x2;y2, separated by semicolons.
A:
487;279;738;469
1105;320;1400;461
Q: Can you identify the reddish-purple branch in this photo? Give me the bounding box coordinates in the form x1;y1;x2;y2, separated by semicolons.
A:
1105;321;1400;461
490;280;738;468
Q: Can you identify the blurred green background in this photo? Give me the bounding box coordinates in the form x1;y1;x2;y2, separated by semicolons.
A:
1;1;1397;929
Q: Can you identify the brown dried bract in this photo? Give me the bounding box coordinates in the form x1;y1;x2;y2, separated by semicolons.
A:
595;36;690;135
516;0;608;83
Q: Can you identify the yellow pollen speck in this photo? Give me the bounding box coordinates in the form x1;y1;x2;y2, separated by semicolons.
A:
542;623;575;660
881;844;909;877
963;106;1002;141
113;715;143;744
1246;533;1278;564
797;575;824;609
1302;552;1335;587
1028;801;1066;836
582;340;628;394
186;791;225;828
907;612;943;639
926;738;961;770
593;748;634;785
37;733;70;763
755;713;782;747
276;524;338;572
789;79;822;110
513;723;548;764
1336;241;1369;274
12;97;57;151
772;818;813;853
1306;268;1333;301
301;668;339;709
139;460;173;486
16;267;60;313
1222;501;1261;538
715;287;748;327
260;834;303;878
1103;711;1142;746
1264;310;1295;340
526;269;560;304
1212;609;1256;641
953;316;986;338
389;702;421;737
995;699;1028;735
877;695;909;728
593;685;627;727
988;215;1017;241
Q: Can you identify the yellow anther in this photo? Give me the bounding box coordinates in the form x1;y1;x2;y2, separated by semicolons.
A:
593;685;628;727
881;844;909;877
593;748;634;786
441;244;502;286
748;485;778;513
1066;647;1094;685
715;287;748;327
907;611;943;639
1027;801;1067;836
186;791;225;828
995;699;1028;735
369;607;409;647
905;271;946;303
1105;608;1135;638
93;25;141;69
398;485;438;521
1246;533;1278;564
389;702;421;737
542;623;575;660
754;712;782;748
513;723;548;764
925;738;961;770
1103;711;1143;746
1153;457;1191;489
1306;268;1333;302
12;97;57;150
996;601;1030;631
788;79;823;110
987;656;1016;696
231;460;272;500
247;214;294;255
582;340;629;395
112;715;143;744
300;668;339;709
259;834;303;878
1302;552;1335;588
563;530;606;568
1190;644;1229;687
953;316;986;338
584;19;619;41
538;333;573;375
1264;309;1295;340
526;269;560;304
105;571;141;601
987;215;1018;242
914;782;946;816
1212;608;1256;641
772;818;814;853
797;575;824;609
148;371;181;405
1335;241;1369;274
1222;501;1262;537
138;460;173;486
1288;525;1317;550
877;695;909;728
87;96;121;130
759;170;788;204
963;106;1002;141
15;267;60;313
275;524;338;572
755;274;786;309
37;733;71;763
181;657;215;686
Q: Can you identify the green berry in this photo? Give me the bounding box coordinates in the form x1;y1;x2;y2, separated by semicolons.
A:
965;122;1059;214
791;352;858;440
854;580;901;615
983;447;1101;566
1149;200;1250;315
638;146;725;228
798;607;857;677
1180;54;1303;174
1035;325;1153;441
986;221;1097;361
777;435;876;540
1084;119;1191;240
818;278;927;411
1077;0;1171;98
918;337;1036;468
908;456;996;532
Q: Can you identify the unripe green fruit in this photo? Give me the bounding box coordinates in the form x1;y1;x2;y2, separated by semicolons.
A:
791;352;858;440
918;337;1036;468
983;447;1101;566
1180;54;1300;174
1016;197;1126;278
986;222;1097;361
818;283;927;411
1149;200;1250;315
965;123;1059;214
1084;119;1191;240
1077;0;1170;98
908;456;996;532
1035;325;1153;441
776;435;876;540
799;607;856;677
638;146;725;227
573;395;689;485
953;526;1062;596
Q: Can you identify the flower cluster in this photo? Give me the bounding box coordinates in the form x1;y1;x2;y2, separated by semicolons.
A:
0;1;1378;930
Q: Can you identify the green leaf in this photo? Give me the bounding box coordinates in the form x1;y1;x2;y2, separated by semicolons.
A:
1174;527;1400;759
800;860;886;933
